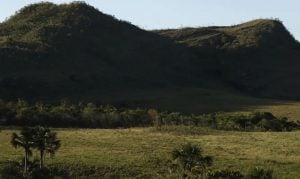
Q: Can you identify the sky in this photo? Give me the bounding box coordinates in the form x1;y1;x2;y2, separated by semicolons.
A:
0;0;299;40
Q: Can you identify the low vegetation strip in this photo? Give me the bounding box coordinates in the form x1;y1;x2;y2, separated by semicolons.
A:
0;100;299;131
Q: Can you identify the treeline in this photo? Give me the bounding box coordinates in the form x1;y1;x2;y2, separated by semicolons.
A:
156;112;300;131
0;99;299;131
0;100;151;128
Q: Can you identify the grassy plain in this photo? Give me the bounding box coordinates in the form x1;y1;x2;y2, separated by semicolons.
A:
0;128;299;178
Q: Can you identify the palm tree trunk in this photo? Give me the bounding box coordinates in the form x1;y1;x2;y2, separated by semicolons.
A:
40;150;44;168
24;150;28;174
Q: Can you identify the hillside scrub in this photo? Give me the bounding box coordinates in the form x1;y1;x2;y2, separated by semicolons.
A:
0;2;204;101
0;99;299;131
156;19;300;100
1;2;300;102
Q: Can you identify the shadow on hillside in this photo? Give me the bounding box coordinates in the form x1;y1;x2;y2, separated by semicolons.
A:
75;87;300;116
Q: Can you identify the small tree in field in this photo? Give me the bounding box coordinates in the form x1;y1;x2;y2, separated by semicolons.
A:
33;126;61;168
11;126;61;176
172;143;213;177
11;127;35;174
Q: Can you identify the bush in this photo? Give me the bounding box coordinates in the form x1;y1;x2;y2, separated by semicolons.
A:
0;160;69;179
31;167;52;179
246;167;273;179
0;161;24;179
171;143;213;176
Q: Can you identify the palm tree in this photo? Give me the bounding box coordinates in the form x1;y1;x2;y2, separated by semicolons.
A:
11;127;35;174
172;143;213;176
33;126;61;168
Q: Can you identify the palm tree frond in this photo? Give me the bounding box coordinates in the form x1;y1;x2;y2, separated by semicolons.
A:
11;133;25;148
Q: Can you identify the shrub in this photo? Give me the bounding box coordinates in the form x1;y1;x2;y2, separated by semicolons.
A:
0;161;24;179
31;167;52;179
171;143;213;176
0;160;68;179
246;167;273;179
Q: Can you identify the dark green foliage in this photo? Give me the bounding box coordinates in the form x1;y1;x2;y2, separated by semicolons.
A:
1;99;299;130
11;127;36;174
157;111;300;132
30;167;52;179
33;126;61;168
0;161;25;179
1;100;153;128
0;159;41;179
210;112;296;131
0;160;67;179
8;127;61;177
171;143;213;175
246;167;273;179
169;144;274;178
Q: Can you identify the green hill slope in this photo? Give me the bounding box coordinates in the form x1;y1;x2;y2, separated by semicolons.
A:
1;2;300;115
157;19;299;49
0;2;214;101
156;19;300;99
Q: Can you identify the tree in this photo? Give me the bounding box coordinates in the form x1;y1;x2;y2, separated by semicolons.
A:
82;103;98;127
33;126;61;168
11;127;35;174
148;109;159;127
172;143;213;177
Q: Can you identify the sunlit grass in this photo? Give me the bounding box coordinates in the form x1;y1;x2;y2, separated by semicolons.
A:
1;128;299;178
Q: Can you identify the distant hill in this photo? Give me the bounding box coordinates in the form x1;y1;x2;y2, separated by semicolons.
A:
1;2;300;109
156;19;300;99
157;19;299;50
0;2;215;101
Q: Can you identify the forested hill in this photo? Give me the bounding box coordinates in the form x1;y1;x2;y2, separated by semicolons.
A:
156;19;300;99
156;19;299;50
0;2;214;101
1;1;300;105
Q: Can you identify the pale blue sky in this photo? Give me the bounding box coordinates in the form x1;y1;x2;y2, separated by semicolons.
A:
1;0;299;40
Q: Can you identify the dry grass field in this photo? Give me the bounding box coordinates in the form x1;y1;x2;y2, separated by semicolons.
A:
1;128;299;178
